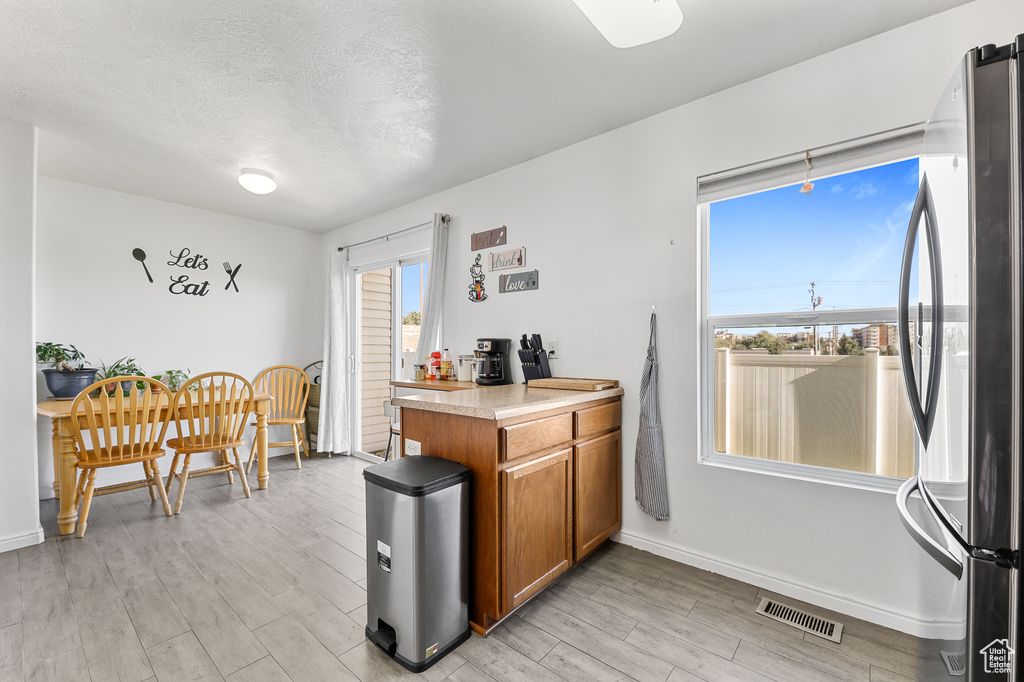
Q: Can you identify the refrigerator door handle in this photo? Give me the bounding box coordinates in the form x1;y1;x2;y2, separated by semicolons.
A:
896;476;964;579
897;174;944;447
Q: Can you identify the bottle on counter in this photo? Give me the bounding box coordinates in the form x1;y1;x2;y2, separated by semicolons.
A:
429;351;442;379
441;349;454;380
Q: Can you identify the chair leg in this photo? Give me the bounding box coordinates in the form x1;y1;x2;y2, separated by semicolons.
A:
150;460;172;517
174;455;191;515
299;424;310;458
385;431;393;462
232;448;251;498
76;470;98;538
292;425;302;470
166;453;181;493
143;461;157;500
222;450;234;485
75;468;88;509
246;438;257;474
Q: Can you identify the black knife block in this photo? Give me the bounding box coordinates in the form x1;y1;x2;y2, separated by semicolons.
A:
519;348;551;382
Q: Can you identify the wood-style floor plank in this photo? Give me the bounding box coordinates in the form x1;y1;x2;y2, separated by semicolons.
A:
6;453;935;682
252;614;359;681
146;631;223;682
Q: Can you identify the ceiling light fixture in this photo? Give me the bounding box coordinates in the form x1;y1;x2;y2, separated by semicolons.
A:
571;0;682;49
238;168;277;194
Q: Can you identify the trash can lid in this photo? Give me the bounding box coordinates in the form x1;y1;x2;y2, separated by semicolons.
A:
363;456;470;497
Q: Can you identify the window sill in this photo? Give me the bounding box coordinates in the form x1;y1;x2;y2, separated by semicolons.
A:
699;450;907;494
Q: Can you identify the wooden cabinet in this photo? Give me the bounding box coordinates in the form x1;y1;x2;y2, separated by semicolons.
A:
574;431;622;561
502;449;572;610
399;393;621;635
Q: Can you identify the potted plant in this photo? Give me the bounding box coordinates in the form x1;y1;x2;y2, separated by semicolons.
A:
36;342;98;399
96;356;145;396
152;368;190;392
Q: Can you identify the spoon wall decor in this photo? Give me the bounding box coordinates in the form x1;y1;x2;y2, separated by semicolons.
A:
132;248;153;283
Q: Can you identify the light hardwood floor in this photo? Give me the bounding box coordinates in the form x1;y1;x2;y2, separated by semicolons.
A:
2;453;925;682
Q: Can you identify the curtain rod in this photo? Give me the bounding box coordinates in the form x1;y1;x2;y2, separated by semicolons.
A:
336;215;448;252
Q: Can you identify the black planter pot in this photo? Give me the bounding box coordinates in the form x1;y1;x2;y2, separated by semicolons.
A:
42;368;98;400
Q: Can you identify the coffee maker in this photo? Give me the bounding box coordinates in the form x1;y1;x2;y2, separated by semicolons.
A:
474;338;513;385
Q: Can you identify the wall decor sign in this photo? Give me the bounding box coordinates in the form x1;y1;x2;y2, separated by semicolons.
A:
489;247;525;272
471;226;507;251
130;246;244;296
468;254;487;302
223;262;242;291
499;269;539;293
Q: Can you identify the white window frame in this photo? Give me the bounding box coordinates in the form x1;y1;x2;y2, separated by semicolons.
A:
347;234;431;457
697;126;924;493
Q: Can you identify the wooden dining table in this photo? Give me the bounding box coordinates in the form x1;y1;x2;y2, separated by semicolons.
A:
37;389;273;536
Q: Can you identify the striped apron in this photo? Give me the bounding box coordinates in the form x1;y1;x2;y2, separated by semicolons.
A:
635;312;669;520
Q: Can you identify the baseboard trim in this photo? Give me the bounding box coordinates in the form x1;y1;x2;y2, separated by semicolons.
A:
0;527;44;553
618;530;960;639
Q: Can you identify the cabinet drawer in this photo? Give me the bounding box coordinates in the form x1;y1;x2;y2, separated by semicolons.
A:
574;401;621;440
502;413;572;461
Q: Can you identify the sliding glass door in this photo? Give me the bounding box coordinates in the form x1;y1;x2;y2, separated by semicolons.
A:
350;257;428;457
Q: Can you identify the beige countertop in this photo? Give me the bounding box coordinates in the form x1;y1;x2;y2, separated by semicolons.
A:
389;379;480;392
392;383;624;421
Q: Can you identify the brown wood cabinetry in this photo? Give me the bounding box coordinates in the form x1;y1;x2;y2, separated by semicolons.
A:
502;449;572;610
399;392;622;635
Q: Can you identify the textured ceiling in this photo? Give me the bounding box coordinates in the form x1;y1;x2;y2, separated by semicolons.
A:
0;0;972;233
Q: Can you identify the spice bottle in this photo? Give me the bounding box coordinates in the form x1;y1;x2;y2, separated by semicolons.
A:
429;351;442;379
441;349;454;380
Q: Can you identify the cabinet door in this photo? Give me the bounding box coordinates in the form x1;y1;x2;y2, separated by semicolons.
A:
502;449;572;611
574;430;621;561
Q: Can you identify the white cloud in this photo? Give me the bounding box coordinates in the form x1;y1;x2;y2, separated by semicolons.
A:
831;184;844;193
852;182;879;199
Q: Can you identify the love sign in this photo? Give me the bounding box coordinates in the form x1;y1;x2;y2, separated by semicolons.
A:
499;269;539;293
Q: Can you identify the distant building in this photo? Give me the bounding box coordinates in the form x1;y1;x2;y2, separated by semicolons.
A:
851;323;899;349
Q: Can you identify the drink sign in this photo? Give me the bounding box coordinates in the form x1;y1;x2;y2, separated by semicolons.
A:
490;247;525;271
499;269;539;293
471;226;507;251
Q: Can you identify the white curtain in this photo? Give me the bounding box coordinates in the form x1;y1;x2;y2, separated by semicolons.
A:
318;247;351;454
414;213;450;365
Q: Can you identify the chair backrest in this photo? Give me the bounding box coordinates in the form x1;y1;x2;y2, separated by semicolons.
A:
172;372;254;449
254;365;310;421
70;376;172;465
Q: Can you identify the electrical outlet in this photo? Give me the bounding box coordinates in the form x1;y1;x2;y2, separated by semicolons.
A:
405;438;421;456
548;339;559;359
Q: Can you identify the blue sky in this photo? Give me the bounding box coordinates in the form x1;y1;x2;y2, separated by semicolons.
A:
402;261;428;316
709;158;920;318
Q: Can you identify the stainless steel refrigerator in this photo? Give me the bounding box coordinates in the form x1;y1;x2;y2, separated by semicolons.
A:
896;35;1023;680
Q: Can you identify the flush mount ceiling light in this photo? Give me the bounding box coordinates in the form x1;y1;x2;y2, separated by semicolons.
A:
238;168;277;194
572;0;682;48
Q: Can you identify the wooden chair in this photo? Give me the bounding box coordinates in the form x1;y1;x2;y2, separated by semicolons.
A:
246;365;311;471
166;372;253;514
69;376;173;537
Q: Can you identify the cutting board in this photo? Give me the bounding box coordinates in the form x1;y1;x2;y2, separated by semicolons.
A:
527;377;619;391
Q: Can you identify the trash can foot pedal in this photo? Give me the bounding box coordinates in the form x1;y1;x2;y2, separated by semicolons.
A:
367;621;397;656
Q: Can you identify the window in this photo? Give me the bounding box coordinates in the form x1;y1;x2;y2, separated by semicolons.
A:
699;127;923;488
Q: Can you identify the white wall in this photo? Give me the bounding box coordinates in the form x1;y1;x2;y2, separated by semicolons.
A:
35;178;325;496
321;0;1024;636
0;119;43;552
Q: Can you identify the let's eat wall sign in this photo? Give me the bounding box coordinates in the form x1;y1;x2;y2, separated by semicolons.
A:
131;246;243;297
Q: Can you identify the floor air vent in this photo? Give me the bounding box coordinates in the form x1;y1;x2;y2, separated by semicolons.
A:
754;597;843;643
940;651;966;677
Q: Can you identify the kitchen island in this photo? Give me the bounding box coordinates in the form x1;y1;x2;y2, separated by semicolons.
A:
393;383;624;635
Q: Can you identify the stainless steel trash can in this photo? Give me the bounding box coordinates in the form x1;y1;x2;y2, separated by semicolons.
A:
363;455;471;672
